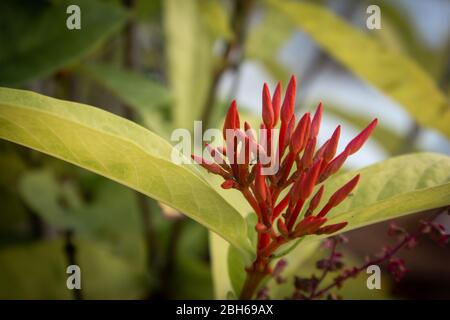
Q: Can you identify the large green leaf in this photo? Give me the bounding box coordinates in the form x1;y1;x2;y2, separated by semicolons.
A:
270;0;450;139
223;153;450;297
77;63;171;136
280;152;450;255
0;88;252;257
0;0;128;86
318;104;408;155
245;8;292;82
164;0;214;128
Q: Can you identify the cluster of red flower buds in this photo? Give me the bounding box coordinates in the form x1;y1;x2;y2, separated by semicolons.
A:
192;75;377;272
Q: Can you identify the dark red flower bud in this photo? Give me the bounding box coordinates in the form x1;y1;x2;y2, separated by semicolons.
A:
305;185;324;217
318;174;360;217
277;218;289;237
272;82;281;126
300;159;322;201
221;179;235;189
293;216;327;237
283;115;296;148
310;102;323;139
345;119;377;155
289;113;310;155
273;194;290;219
223;100;240;140
262;83;274;129
280;75;296;124
315;222;348;235
290;172;305;206
323;125;341;162
256;222;269;233
255;163;267;203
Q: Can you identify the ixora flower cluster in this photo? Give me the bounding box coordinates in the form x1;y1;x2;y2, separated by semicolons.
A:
192;76;377;298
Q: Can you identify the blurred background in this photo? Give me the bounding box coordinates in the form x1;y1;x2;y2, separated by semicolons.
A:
0;0;449;299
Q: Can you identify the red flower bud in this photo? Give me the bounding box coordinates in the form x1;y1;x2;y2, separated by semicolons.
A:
345;119;377;155
244;121;256;141
277;218;289;237
272;82;281;126
191;154;225;175
300;137;317;170
256;222;268;233
318;174;360;217
290;172;305;206
221;179;235;189
323;125;341;162
289;113;310;155
310;102;323;139
273;193;290;219
315;221;348;235
223;100;240;140
283;114;296;148
320;149;349;181
293;216;327;238
262;83;274;129
305;185;324;217
300;159;322;201
280;75;296;124
314;139;329;161
255;163;267;203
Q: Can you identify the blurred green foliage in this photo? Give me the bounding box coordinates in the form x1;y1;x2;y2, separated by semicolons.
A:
0;0;449;300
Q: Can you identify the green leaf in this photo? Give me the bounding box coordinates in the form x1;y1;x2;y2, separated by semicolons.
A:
0;87;252;257
77;63;171;136
19;169;147;267
164;0;214;128
0;0;128;86
271;0;450;139
210;232;233;299
0;239;146;299
19;169;82;230
280;152;450;255
245;8;292;82
318;104;408;155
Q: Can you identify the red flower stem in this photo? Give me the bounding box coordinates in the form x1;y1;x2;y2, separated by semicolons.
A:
286;199;305;231
278;122;287;162
240;236;287;299
242;188;261;217
273;193;289;220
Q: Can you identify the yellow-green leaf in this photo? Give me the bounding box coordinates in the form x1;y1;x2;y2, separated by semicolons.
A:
77;63;171;136
280;152;450;255
164;0;214;128
0;88;252;257
271;0;450;139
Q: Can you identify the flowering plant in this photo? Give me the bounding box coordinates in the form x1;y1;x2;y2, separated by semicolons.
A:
192;76;377;298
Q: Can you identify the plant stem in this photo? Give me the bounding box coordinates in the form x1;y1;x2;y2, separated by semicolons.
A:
239;268;267;300
310;231;417;299
239;236;286;299
200;0;254;127
64;230;83;300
